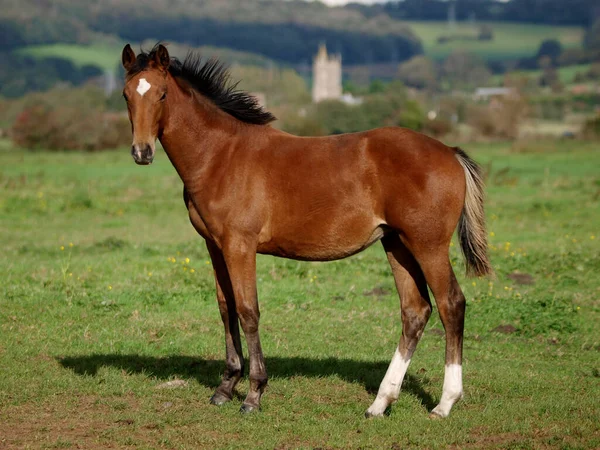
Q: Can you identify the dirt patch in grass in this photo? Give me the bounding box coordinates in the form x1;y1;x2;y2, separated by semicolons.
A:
460;425;600;449
452;430;536;449
0;394;151;449
491;324;517;334
507;271;535;285
362;286;391;298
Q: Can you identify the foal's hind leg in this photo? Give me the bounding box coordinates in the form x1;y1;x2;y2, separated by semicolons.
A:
411;245;466;418
365;234;432;417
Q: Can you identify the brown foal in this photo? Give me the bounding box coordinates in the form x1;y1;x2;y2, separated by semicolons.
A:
121;44;493;417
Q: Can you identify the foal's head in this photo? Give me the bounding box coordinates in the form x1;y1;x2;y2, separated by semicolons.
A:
121;44;170;165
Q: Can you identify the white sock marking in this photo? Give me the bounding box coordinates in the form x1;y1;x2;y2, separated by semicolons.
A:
366;348;411;416
431;364;463;418
136;78;151;97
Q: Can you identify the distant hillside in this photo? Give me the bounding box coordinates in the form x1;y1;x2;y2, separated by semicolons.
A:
354;0;598;26
1;0;423;65
17;42;277;73
408;21;584;61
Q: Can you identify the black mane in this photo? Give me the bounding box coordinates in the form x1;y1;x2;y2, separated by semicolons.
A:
128;44;276;125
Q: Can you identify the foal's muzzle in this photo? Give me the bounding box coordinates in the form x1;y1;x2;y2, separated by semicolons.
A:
131;144;154;165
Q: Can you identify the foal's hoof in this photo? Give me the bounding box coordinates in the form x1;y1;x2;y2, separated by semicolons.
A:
209;392;231;406
239;403;259;414
428;411;444;420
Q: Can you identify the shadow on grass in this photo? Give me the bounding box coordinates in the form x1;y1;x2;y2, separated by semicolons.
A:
58;354;437;410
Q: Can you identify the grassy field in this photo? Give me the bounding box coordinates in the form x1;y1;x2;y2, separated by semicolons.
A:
18;43;124;72
407;21;584;61
491;63;593;86
17;42;275;74
1;138;599;449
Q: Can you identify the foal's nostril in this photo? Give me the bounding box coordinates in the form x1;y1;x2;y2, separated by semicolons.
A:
131;144;154;164
140;144;153;161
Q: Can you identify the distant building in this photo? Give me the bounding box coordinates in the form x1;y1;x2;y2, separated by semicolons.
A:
312;44;342;103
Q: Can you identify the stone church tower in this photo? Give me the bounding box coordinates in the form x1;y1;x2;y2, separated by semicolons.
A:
312;44;342;103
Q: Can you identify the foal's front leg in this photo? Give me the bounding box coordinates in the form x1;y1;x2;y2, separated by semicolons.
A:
221;237;267;413
207;242;245;405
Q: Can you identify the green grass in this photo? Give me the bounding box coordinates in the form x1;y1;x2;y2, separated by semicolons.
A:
407;21;584;61
492;63;592;86
17;42;275;74
1;138;599;448
18;43;123;72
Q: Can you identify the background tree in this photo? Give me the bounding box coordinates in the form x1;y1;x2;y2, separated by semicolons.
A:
585;17;600;60
442;50;491;90
538;56;563;92
478;24;494;41
536;39;563;66
397;55;438;91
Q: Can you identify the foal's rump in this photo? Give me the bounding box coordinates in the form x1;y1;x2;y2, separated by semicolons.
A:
369;128;467;240
257;127;467;261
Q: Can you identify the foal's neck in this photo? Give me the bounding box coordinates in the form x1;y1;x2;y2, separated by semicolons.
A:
158;75;249;187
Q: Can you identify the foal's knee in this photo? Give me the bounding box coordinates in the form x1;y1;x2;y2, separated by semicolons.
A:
237;306;260;334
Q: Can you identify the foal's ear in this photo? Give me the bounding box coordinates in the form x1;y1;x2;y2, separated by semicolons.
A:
121;44;136;72
153;44;170;71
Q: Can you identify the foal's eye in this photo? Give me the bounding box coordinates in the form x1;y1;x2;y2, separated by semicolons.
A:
122;92;129;102
159;92;167;102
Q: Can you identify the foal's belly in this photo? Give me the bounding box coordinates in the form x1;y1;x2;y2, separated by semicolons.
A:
257;219;387;262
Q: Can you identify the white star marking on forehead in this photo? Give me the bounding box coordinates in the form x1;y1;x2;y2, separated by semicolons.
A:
136;78;151;97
